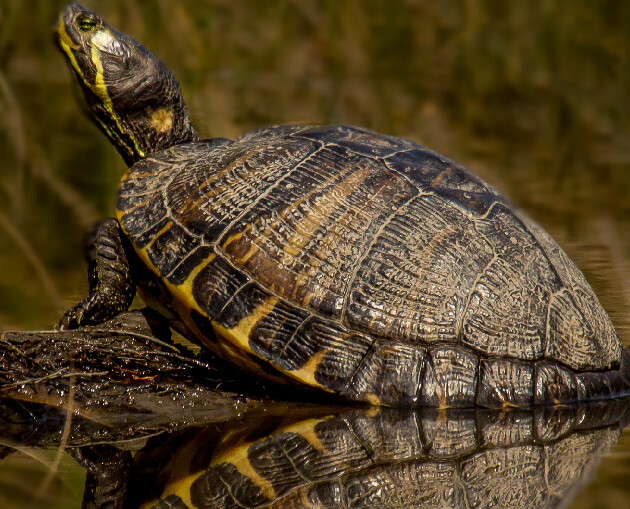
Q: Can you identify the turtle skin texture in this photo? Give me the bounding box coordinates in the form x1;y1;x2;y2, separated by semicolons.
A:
117;125;624;408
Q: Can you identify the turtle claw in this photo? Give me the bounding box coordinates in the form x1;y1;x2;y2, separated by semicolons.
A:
58;308;82;330
59;219;137;331
58;285;131;330
58;297;93;330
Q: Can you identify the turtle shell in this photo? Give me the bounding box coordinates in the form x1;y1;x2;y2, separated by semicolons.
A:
117;125;621;407
135;405;625;508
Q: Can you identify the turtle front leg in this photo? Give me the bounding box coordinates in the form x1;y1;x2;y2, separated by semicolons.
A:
59;219;137;330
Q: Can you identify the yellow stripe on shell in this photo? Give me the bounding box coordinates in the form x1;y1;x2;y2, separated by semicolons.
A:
226;165;371;307
221;223;252;250
140;220;173;252
138;414;340;508
210;296;279;354
159;251;216;316
210;441;277;500
207;415;337;501
142;415;337;506
204;416;337;503
117;208;332;390
115;221;288;382
288;348;330;389
279;417;328;452
138;432;201;509
211;304;332;391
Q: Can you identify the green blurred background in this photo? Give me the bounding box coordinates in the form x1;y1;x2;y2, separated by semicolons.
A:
1;0;629;334
1;0;630;506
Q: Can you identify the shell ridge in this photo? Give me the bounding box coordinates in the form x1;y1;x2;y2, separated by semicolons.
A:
340;191;421;325
457;239;499;343
343;335;379;393
129;128;621;391
383;156;435;195
162;179;206;242
119;164;181;238
276;314;315;360
164;242;210;279
213;142;324;249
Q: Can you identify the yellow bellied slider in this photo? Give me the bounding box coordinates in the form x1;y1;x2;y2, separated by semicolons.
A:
56;3;629;408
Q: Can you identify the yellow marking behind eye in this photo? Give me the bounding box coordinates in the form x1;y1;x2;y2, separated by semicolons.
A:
90;43;113;112
150;107;174;133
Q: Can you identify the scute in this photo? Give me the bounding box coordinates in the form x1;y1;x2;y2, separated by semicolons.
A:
117;125;622;401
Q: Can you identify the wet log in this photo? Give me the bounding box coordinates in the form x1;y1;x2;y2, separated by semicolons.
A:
0;309;255;442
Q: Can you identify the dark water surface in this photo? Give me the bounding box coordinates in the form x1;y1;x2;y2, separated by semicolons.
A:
1;1;630;507
2;398;630;508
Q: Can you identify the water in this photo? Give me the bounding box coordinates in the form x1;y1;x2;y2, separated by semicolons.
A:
1;1;629;507
3;398;629;508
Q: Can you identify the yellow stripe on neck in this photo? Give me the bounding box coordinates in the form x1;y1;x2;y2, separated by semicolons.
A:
89;34;145;160
57;19;145;160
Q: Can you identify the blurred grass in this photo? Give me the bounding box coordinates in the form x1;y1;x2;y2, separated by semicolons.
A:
0;447;85;509
0;0;628;338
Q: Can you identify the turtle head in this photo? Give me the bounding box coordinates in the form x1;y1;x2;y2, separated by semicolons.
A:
56;3;198;166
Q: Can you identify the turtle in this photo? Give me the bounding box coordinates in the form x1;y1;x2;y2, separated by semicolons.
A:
132;404;630;508
56;3;630;408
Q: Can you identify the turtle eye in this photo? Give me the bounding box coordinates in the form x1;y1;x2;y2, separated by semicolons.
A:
76;14;99;33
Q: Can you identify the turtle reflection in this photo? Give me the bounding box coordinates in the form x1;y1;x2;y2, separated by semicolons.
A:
130;402;629;508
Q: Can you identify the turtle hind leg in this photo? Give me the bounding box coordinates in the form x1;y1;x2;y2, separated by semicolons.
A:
59;219;137;330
